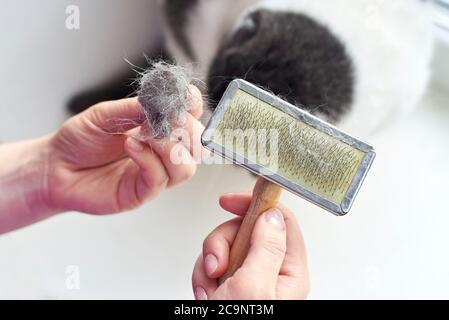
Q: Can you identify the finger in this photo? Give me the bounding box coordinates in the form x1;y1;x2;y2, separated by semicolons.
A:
221;193;308;283
192;255;218;300
202;218;242;279
168;112;205;161
144;113;204;186
145;138;196;187
234;208;287;295
276;204;308;281
85;97;146;133
123;136;169;203
219;193;252;216
187;85;204;119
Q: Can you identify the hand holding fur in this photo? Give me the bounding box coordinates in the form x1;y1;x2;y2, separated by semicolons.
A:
0;88;204;234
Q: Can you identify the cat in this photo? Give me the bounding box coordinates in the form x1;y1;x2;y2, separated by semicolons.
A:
69;0;434;136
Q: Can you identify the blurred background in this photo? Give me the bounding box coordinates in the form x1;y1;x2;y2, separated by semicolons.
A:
0;0;448;299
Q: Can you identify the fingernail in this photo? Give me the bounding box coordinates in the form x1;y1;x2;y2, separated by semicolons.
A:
265;208;285;230
126;137;144;152
204;254;218;277
195;287;208;301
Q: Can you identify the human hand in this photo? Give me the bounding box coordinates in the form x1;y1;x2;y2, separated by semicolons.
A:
192;193;309;300
44;85;204;215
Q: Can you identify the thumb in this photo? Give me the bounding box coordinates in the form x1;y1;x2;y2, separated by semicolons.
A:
84;97;145;133
235;208;287;294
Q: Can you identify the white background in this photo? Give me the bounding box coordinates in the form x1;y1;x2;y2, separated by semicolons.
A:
0;0;448;299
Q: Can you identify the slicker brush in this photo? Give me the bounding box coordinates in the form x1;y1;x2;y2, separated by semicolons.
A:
202;79;375;281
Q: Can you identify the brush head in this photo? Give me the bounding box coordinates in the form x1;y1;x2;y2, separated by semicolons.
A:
202;79;375;216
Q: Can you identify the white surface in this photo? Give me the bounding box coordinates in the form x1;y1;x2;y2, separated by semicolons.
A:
0;0;161;141
1;1;449;299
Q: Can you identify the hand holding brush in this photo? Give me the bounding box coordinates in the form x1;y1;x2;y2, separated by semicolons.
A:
192;192;309;300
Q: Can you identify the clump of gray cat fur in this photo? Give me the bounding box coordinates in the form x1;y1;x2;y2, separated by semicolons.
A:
137;61;195;138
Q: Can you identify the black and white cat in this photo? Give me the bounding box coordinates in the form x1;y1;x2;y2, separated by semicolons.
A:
69;0;433;136
161;0;434;135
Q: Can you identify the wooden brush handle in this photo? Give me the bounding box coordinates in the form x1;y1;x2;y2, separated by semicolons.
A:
221;177;283;283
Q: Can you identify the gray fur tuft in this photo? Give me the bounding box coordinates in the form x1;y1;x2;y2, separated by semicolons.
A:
137;61;193;138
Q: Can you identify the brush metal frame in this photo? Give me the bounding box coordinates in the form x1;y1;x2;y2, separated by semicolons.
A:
202;79;376;216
